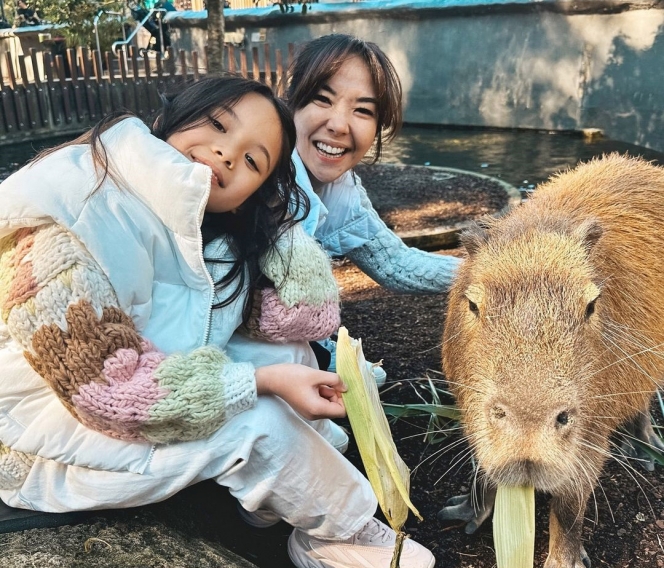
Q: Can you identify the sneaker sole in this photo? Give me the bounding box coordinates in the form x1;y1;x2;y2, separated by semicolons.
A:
287;531;435;568
236;503;280;528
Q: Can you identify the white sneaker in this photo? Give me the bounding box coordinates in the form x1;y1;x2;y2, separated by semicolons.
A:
329;422;350;454
288;517;435;568
237;503;281;528
322;339;387;388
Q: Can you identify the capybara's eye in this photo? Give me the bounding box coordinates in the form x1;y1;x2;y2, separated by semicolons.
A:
468;300;479;315
585;300;596;320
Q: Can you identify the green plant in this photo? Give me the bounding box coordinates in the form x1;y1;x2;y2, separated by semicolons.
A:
382;375;459;446
34;0;126;52
1;0;15;25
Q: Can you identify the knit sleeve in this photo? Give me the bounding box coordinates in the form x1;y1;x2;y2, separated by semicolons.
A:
0;224;257;444
338;174;462;294
241;224;340;343
346;224;463;294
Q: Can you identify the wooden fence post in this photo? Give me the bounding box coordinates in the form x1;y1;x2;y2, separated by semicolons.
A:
0;43;289;145
29;49;50;128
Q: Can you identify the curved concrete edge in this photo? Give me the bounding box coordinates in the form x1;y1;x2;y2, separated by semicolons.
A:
387;164;522;251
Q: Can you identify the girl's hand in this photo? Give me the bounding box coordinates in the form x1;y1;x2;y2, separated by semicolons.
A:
255;363;347;420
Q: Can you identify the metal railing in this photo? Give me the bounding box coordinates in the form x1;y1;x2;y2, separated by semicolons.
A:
111;8;167;57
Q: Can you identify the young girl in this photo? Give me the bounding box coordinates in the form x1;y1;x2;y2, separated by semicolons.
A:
0;76;435;568
286;34;463;384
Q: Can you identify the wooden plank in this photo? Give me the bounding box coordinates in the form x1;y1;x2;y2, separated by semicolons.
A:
17;55;38;129
92;49;104;83
166;47;177;87
192;50;200;81
227;45;236;73
263;43;272;89
288;43;295;68
240;50;248;79
55;54;73;123
5;54;28;130
251;46;260;82
43;52;62;126
129;46;140;80
204;45;209;74
0;64;17;134
143;52;152;81
106;51;123;113
0;69;8;136
29;48;49;127
66;48;84;122
4;53;16;90
275;48;285;97
117;54;136;113
80;47;98;121
129;46;145;117
105;51;116;84
179;49;187;83
94;51;112;117
143;51;160;115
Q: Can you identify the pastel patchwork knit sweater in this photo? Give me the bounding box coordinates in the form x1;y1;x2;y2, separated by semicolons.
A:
0;119;343;493
0;222;339;444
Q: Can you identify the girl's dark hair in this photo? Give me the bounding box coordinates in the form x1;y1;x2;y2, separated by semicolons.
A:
285;33;403;164
33;75;308;322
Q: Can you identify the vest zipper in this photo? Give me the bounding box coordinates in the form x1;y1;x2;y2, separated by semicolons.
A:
199;170;214;346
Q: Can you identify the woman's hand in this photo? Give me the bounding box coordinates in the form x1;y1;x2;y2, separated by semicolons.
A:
255;363;347;420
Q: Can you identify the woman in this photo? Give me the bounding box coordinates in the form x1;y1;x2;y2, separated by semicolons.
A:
286;33;463;380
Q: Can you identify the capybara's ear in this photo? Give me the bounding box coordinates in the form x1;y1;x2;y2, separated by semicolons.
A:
573;218;603;251
460;222;489;257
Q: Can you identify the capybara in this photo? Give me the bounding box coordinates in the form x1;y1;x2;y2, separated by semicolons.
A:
438;154;664;568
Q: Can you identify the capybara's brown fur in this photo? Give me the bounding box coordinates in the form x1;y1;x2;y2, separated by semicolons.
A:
441;154;664;568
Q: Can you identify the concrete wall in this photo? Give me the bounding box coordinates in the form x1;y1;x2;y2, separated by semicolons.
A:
166;0;664;152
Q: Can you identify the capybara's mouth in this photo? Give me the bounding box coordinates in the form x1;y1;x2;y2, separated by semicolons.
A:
484;459;572;493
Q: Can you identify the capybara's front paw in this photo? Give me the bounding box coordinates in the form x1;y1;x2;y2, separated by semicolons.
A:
437;488;495;535
544;545;591;568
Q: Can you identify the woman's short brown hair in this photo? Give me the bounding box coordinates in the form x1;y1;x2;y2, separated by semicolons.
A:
286;34;403;164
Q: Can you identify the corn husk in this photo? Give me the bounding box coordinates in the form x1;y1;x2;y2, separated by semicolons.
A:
493;485;535;568
336;327;422;567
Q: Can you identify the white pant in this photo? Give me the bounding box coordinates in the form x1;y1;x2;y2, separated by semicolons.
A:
0;395;376;540
0;334;377;539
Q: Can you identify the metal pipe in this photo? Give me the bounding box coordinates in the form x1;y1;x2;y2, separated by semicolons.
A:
94;10;125;76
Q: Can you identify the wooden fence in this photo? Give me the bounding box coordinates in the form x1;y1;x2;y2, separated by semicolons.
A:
0;43;295;145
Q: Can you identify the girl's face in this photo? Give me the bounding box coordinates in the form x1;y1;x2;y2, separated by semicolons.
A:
167;92;283;213
294;56;378;190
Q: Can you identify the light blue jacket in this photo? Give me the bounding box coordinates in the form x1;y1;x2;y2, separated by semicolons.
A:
293;150;462;294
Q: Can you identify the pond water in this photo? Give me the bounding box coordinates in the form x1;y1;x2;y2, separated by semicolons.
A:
380;125;664;194
2;126;664;193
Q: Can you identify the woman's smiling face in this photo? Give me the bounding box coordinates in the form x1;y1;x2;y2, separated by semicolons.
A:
293;56;378;191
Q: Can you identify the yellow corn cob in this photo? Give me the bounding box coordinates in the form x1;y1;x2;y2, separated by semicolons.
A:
493;485;535;568
336;327;422;568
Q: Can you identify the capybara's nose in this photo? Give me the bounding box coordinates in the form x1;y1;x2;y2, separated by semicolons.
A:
487;400;577;433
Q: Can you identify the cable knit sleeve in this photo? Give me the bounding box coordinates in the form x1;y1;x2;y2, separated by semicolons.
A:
0;224;257;444
343;176;463;294
241;224;340;343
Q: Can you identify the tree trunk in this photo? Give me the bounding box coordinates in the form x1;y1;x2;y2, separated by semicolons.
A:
207;0;225;74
